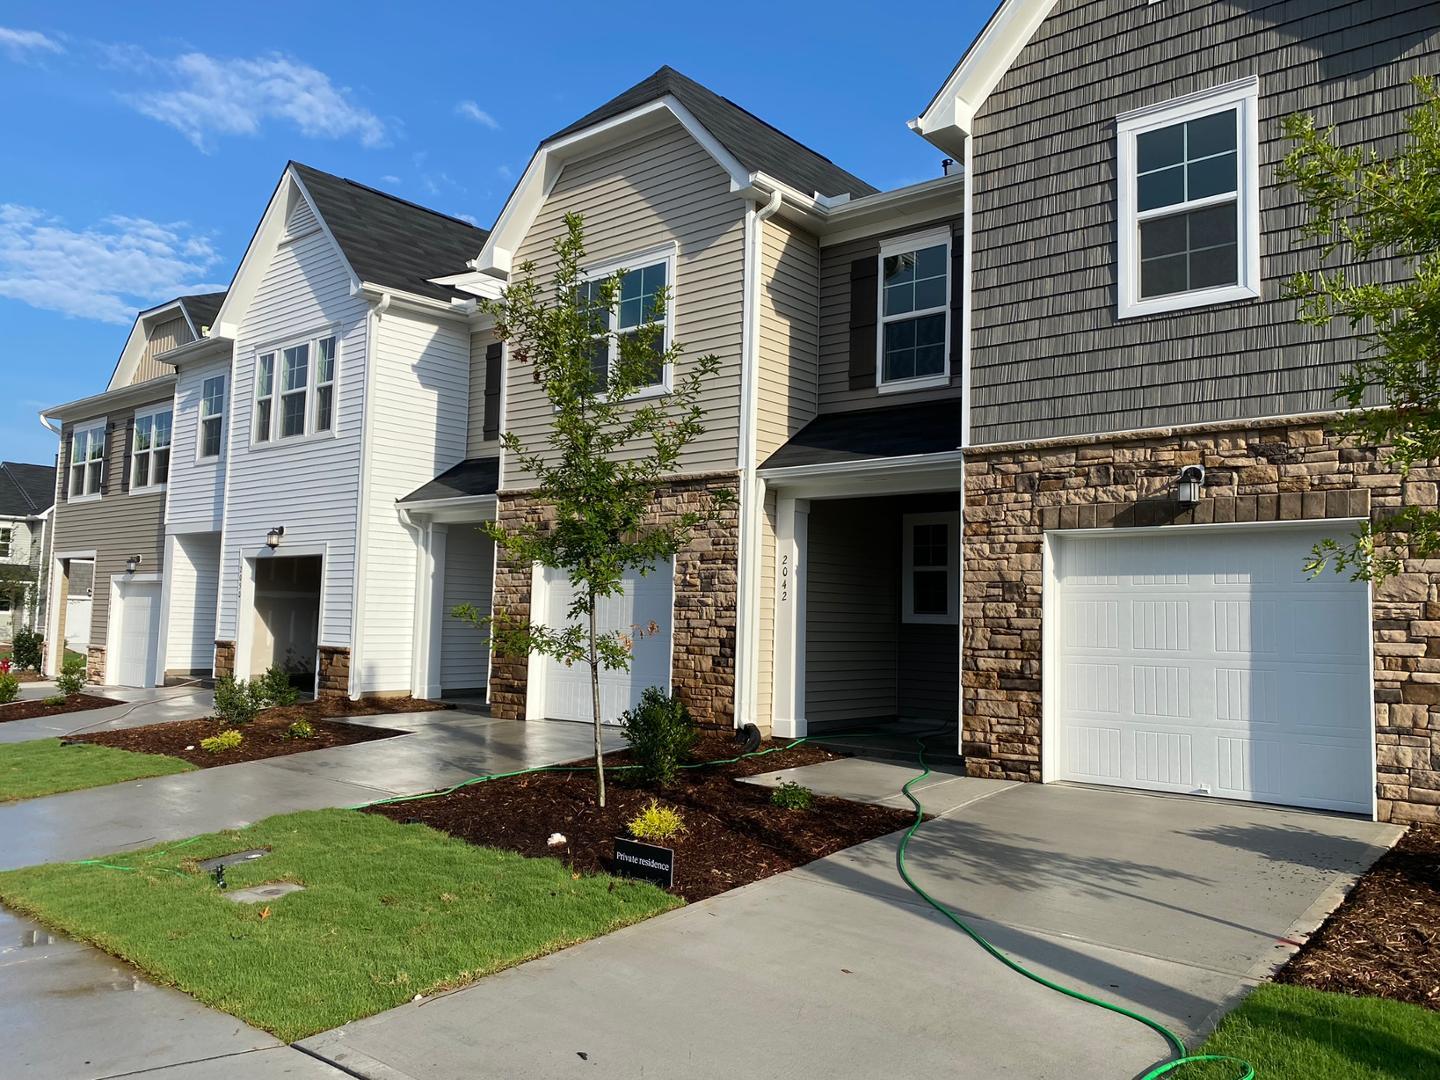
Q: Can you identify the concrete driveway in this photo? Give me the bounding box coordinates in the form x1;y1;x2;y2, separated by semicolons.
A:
299;774;1399;1080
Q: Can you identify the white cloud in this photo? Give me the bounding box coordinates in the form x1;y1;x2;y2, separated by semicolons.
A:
456;213;479;226
455;100;499;130
125;51;386;152
496;164;513;180
0;27;63;60
0;205;225;324
380;174;402;185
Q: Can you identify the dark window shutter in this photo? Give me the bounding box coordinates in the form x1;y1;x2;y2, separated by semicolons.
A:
116;418;133;496
848;255;879;390
949;226;964;374
483;341;503;441
57;429;69;504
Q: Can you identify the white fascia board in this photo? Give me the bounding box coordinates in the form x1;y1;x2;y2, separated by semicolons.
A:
43;375;178;424
429;270;504;300
911;0;1059;145
354;283;476;323
105;297;191;391
472;96;753;279
759;449;966;488
156;334;234;368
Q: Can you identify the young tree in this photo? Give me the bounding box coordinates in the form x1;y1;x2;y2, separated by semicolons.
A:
453;213;734;807
1282;77;1440;580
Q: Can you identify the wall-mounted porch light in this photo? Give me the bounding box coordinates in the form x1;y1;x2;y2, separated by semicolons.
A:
1176;465;1206;509
124;554;142;574
265;526;285;550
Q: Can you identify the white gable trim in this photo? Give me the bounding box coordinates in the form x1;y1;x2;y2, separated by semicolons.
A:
211;167;359;340
910;0;1060;149
105;298;197;390
470;95;752;279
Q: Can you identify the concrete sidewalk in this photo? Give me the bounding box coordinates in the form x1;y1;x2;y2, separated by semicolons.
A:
1;684;216;745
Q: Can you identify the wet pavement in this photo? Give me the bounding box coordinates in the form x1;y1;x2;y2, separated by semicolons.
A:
0;684;216;745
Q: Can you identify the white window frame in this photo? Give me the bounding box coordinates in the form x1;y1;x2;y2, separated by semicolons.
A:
0;526;11;560
876;227;952;393
129;404;173;494
197;374;226;462
580;244;677;401
249;330;340;446
902;511;960;625
67;420;106;503
1116;76;1261;319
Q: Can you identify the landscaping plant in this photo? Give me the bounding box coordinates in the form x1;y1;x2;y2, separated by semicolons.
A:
10;626;43;672
42;695;65;707
55;655;87;697
452;212;732;807
1281;77;1440;581
627;799;686;843
286;719;315;740
770;781;815;811
618;686;697;787
200;729;243;754
212;676;262;726
257;665;300;707
0;661;19;705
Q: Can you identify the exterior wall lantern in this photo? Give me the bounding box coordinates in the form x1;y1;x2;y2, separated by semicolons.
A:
125;554;142;574
265;526;285;550
1176;465;1206;509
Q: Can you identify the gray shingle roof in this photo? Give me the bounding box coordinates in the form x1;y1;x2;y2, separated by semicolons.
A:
760;400;961;470
178;292;227;334
401;458;500;504
0;461;56;517
291;163;491;301
547;66;876;200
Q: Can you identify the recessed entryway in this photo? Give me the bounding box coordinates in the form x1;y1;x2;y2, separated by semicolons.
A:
250;555;323;689
1047;523;1374;814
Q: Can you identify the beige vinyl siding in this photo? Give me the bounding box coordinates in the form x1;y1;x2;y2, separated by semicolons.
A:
756;486;778;728
817;213;965;414
755;217;820;462
131;316;193;385
53;400;169;646
466;329;501;457
504;119;746;488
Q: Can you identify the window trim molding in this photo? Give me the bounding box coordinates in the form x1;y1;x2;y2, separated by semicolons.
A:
0;525;12;560
67;419;107;503
248;327;342;448
875;226;953;393
902;510;960;625
129;403;174;495
1116;76;1261;319
196;373;227;463
580;242;678;401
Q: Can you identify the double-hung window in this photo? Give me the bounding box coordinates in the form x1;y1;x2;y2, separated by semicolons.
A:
0;527;11;559
252;333;338;444
68;422;105;500
578;251;672;395
199;375;226;460
130;406;172;491
902;512;960;624
1117;77;1260;318
878;228;951;390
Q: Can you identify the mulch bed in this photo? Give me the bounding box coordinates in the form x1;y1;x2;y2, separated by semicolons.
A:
0;694;120;722
1276;823;1440;1010
66;696;445;768
366;731;917;902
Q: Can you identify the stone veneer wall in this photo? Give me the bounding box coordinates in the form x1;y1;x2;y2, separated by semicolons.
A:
213;640;235;679
963;415;1440;824
317;645;350;697
488;474;740;726
86;644;105;683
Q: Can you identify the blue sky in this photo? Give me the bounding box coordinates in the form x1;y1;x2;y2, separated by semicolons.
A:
0;1;989;466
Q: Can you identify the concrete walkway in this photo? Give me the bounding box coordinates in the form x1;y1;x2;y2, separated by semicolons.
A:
1;684;216;745
298;768;1400;1080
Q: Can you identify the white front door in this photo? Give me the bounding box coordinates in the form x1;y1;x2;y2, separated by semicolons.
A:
1052;525;1373;814
114;579;163;687
538;562;674;724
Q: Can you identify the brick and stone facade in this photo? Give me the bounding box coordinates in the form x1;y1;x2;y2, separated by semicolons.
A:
213;640;235;680
317;645;350;697
85;644;105;683
963;414;1440;823
488;473;740;726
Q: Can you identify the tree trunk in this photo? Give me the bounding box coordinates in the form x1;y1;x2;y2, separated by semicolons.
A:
588;597;606;808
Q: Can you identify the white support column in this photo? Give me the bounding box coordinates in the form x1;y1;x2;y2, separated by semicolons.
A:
772;496;809;738
410;520;448;700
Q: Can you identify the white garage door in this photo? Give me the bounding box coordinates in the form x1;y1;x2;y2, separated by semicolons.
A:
114;579;163;688
538;561;673;724
1053;525;1372;814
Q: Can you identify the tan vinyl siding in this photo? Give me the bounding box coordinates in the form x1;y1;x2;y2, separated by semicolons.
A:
467;329;500;457
131;316;193;385
817;213;965;414
755;217;820;462
53;399;169;644
504;120;746;487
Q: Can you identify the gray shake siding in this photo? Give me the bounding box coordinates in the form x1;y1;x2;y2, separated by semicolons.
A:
968;0;1440;446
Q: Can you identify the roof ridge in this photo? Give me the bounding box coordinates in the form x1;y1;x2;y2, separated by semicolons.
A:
289;162;489;236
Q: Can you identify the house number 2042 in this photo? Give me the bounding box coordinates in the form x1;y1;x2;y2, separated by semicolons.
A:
780;553;790;603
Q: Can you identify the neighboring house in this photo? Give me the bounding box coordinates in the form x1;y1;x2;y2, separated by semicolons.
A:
41;293;223;684
908;0;1440;822
0;460;57;642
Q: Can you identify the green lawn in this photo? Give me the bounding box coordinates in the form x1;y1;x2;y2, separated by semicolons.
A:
0;738;195;802
0;809;680;1040
1179;983;1440;1079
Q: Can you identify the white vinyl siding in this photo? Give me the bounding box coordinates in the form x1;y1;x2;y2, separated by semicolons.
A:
168;355;230;533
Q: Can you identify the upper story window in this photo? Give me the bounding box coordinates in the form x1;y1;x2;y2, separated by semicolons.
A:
253;333;338;445
0;527;11;559
902;512;960;624
579;251;672;396
68;422;105;501
199;375;226;460
130;406;173;492
878;228;951;391
1116;77;1260;318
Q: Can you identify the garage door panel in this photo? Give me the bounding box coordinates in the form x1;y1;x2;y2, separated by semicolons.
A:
1054;526;1372;814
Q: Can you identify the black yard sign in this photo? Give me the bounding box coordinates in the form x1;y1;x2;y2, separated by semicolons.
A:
614;837;674;888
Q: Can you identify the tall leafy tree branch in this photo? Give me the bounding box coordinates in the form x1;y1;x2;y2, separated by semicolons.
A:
1282;77;1440;580
453;212;734;806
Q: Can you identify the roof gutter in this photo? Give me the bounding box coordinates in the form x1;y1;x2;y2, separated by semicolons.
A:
41;373;179;424
758;448;967;484
394;493;498;514
353;282;477;323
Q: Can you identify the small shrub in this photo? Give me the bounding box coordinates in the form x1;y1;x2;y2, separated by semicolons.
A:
770;781;814;811
619;687;698;787
0;667;18;705
213;676;262;726
43;694;66;707
55;655;87;697
627;799;686;842
256;666;300;708
285;719;316;740
10;626;43;671
200;728;244;754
